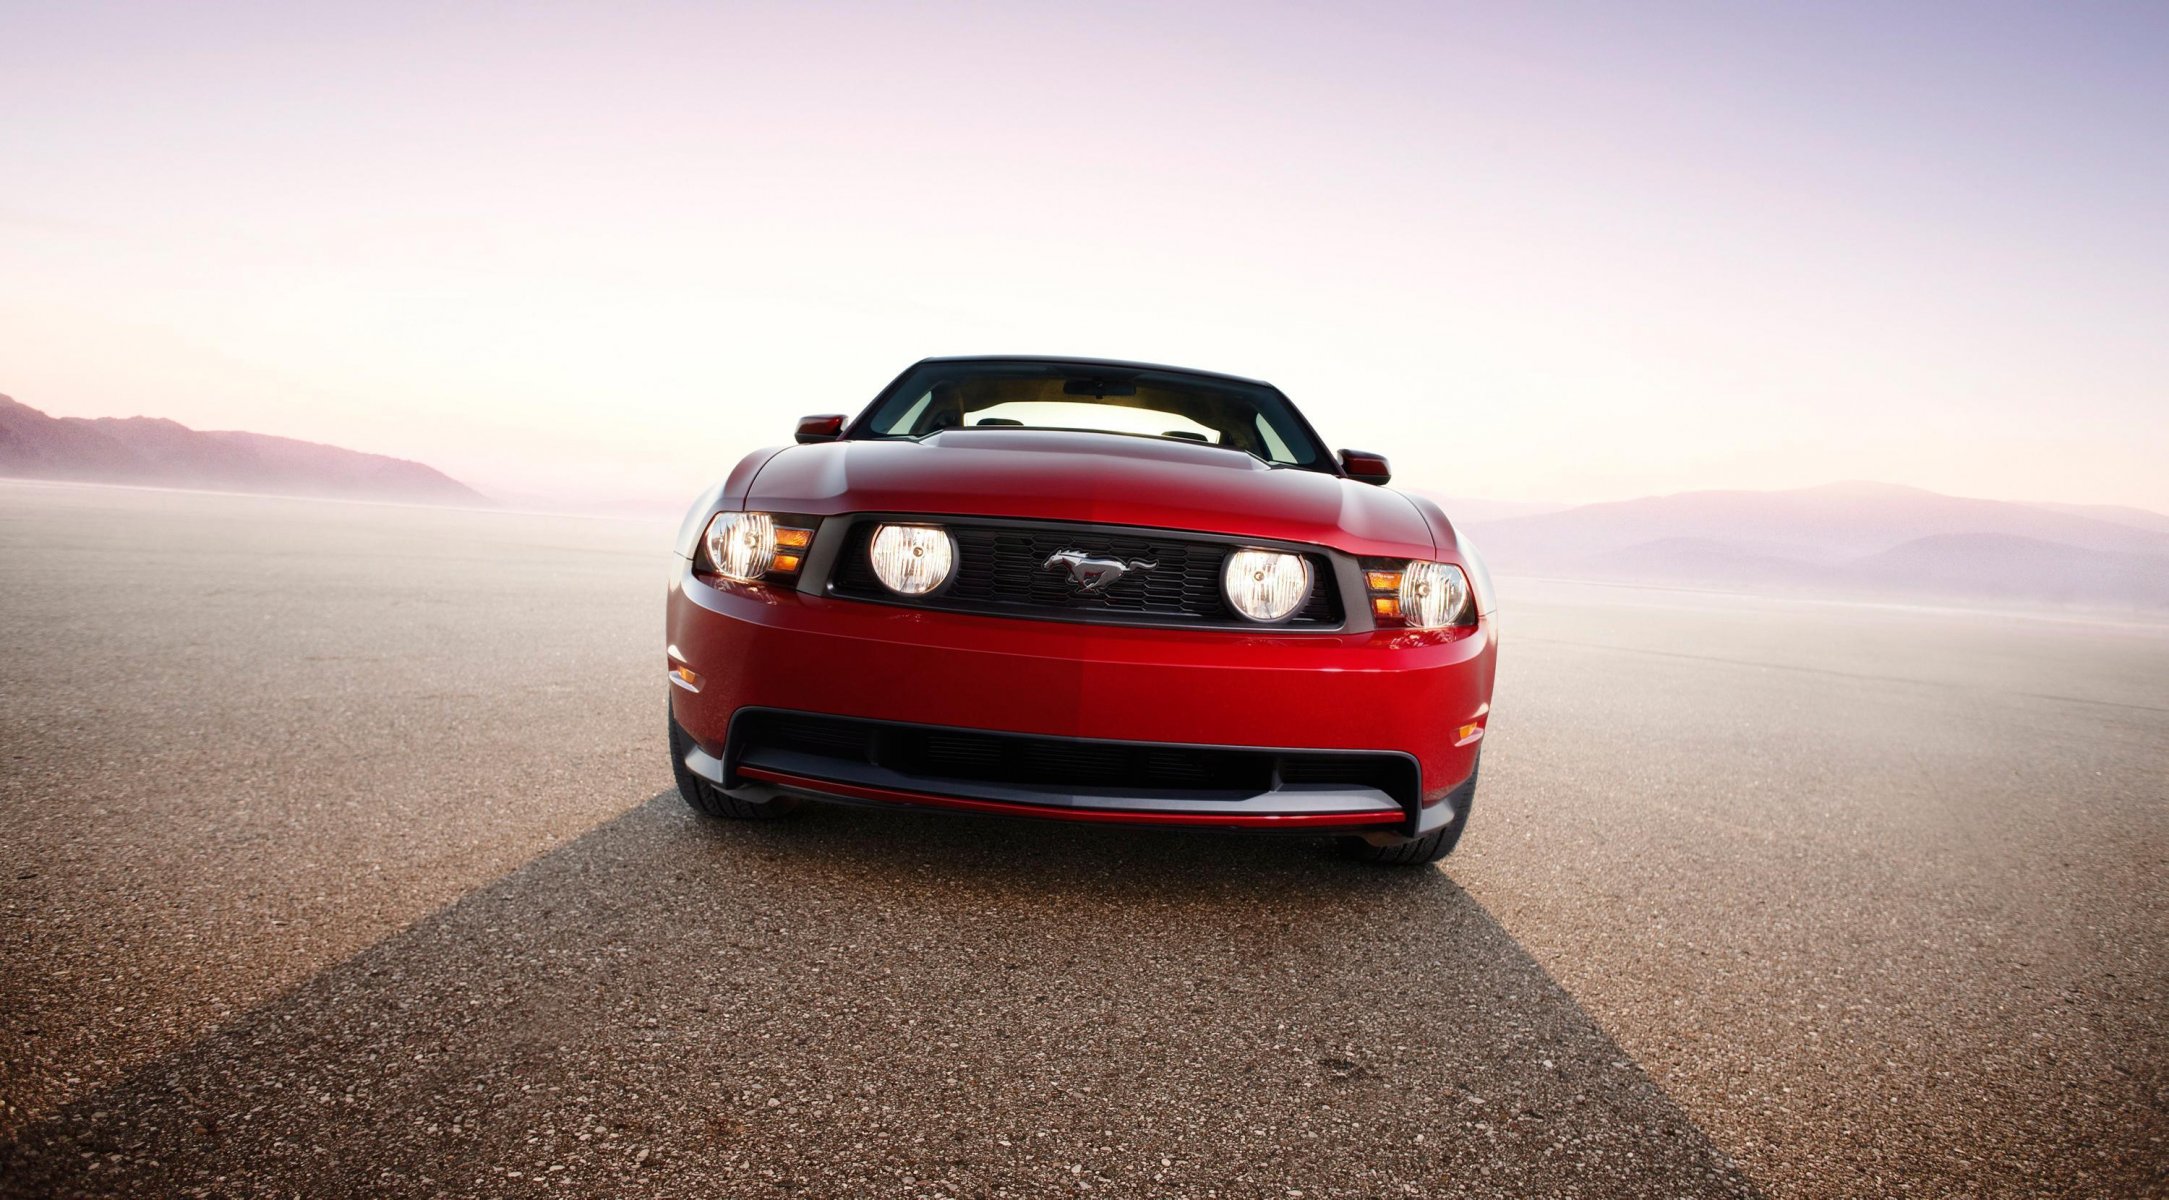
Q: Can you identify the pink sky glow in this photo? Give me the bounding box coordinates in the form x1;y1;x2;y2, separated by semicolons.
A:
2;1;2164;512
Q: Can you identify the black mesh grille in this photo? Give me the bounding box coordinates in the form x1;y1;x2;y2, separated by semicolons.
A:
829;520;1341;628
1276;754;1415;798
734;711;1417;807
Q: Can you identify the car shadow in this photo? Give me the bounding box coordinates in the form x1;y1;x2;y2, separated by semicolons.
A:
0;794;1760;1199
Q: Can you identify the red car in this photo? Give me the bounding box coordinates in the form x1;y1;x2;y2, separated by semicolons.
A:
666;356;1498;864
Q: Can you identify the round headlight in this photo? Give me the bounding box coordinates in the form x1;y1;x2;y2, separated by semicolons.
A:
869;523;954;595
1400;560;1471;628
703;511;775;582
1222;549;1312;623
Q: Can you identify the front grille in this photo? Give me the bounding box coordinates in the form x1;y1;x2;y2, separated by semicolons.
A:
828;519;1341;628
734;711;1417;808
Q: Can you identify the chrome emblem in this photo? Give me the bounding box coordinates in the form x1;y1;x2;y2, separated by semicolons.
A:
1043;548;1156;593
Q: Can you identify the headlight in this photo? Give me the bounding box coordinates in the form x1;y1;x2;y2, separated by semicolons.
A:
1222;549;1312;623
869;523;954;595
696;512;816;584
702;511;776;582
1400;561;1471;627
1363;559;1472;628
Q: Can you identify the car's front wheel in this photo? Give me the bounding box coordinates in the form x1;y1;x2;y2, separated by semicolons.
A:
669;705;799;820
1339;753;1477;866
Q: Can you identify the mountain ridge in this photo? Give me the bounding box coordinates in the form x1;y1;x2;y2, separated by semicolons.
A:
0;394;486;505
1458;483;2169;613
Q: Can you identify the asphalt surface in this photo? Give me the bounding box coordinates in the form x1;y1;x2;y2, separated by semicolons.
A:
0;480;2163;1197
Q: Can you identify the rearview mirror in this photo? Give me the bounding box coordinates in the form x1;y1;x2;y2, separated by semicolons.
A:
1338;449;1391;485
795;414;846;444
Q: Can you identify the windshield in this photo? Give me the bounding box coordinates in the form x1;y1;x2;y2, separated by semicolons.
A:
850;361;1333;470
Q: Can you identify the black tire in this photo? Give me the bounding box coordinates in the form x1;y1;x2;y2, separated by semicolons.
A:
669;704;799;820
1340;752;1477;866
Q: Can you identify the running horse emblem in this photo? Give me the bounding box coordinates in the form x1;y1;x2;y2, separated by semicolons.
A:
1042;549;1157;593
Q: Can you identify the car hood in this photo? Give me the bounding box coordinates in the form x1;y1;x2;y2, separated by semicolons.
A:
742;430;1439;557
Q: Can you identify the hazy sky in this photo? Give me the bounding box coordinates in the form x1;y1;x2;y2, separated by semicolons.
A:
3;1;2164;511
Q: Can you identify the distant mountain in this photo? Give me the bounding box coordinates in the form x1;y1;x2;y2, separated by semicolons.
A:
1576;536;1834;591
1469;481;2165;566
1408;491;1569;526
2025;500;2169;535
1466;482;2169;614
1846;533;2169;610
0;395;486;505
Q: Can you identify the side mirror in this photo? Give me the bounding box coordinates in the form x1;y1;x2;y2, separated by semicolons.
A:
1338;449;1392;485
794;414;846;444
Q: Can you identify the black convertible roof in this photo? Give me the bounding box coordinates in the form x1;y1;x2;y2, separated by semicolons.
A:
912;355;1277;390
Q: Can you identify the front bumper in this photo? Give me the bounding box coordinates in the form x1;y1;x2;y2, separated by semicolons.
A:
666;563;1495;835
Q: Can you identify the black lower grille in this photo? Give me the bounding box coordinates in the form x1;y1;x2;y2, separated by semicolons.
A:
828;519;1341;628
733;711;1417;808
